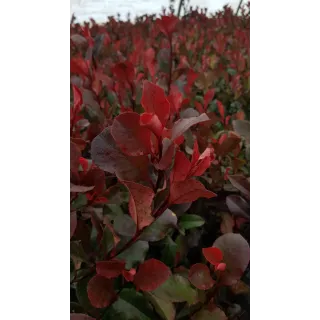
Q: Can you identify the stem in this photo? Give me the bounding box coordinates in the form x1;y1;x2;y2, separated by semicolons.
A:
177;0;184;18
236;0;244;16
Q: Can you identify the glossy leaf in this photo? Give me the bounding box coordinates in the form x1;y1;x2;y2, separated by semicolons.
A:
87;275;115;308
113;214;136;237
141;81;170;126
104;288;155;320
144;292;175;320
140;112;164;138
161;236;178;267
122;181;155;230
169;179;216;205
202;247;223;266
155;139;176;170
171;113;210;141
134;259;172;292
71;212;77;239
203;89;215;110
140;209;177;242
152;274;198;304
213;233;250;285
70;184;95;193
91;127;150;181
179;214;205;230
192;307;227;320
96;259;126;279
171;151;191;182
122;268;136;282
111;112;152;156
117;240;149;269
188;263;215;290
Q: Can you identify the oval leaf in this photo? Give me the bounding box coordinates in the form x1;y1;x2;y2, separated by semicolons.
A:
134;259;172;292
171;113;210;141
192;307;227;320
111;112;152;156
96;259;126;279
213;233;250;285
188;263;215;290
122;181;155;230
144;292;175;320
179;214;205;230
117;240;149;269
87;275;115;308
202;247;223;266
140;209;177;242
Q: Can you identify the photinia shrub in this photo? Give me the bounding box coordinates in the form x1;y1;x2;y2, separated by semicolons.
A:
71;4;250;320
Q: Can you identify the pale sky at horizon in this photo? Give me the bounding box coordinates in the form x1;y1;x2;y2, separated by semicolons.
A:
70;0;243;23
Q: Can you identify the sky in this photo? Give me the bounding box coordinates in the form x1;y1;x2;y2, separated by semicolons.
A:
70;0;242;23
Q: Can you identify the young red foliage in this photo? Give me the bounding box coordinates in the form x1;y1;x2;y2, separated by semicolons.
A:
141;81;170;126
111;112;152;156
169;179;216;205
156;15;179;39
133;258;171;292
96;259;126;279
122;268;136;282
202;247;223;266
87;275;116;308
121;181;155;230
188;263;215;290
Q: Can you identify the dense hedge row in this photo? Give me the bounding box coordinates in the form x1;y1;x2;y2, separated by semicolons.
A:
71;4;250;320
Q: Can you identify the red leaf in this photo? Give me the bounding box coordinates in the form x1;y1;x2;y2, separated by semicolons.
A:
71;141;81;172
189;146;214;177
216;100;225;120
171;113;210;141
167;88;183;114
87;275;116;308
133;259;171;292
70;57;89;77
190;140;200;167
81;167;105;194
156;15;179;38
122;268;136;282
112;61;135;84
169;179;216;205
91;127;150;181
72;85;83;115
140;113;164;138
111;112;152;156
194;101;204;113
202;247;223;266
188;263;215;290
71;138;87;152
203;89;215;110
79;157;90;172
171;151;191;182
96;259;126;279
121;181;155;230
141;81;170;126
155;138;176;170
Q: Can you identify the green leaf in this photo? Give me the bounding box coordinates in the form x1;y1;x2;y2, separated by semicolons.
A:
103;289;155;320
71;241;90;263
161;236;177;267
140;209;177;242
152;274;198;305
191;307;227;320
71;194;88;210
113;214;136;237
178;214;205;230
144;292;175;320
101;225;115;256
116;240;149;269
227;68;237;76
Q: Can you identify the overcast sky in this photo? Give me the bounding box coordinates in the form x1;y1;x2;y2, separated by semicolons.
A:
70;0;242;23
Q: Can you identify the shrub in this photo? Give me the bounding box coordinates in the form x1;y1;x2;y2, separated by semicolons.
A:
71;4;250;320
